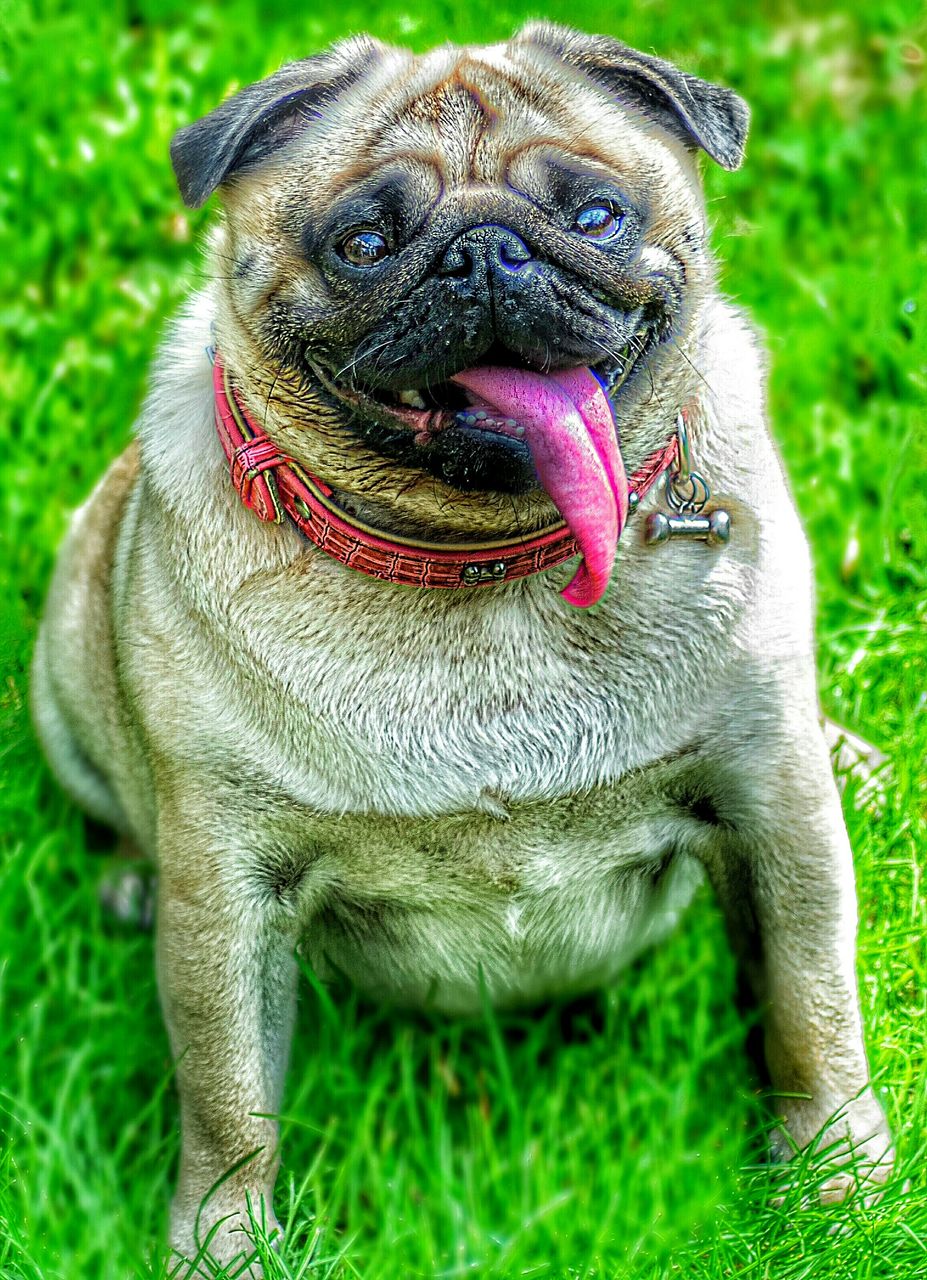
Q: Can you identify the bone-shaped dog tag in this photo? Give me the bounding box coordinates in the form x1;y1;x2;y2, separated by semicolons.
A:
643;411;732;549
644;509;731;545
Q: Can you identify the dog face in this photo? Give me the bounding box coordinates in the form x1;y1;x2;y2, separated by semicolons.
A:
172;24;747;538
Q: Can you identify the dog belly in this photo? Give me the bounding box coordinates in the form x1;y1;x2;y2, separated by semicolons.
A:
302;852;703;1015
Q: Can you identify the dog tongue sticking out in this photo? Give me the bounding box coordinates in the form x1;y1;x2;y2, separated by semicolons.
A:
450;366;629;607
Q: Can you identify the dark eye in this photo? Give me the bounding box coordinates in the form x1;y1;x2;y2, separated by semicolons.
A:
572;204;622;239
339;229;390;267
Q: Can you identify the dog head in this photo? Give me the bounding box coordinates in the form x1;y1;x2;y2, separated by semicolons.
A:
172;24;748;549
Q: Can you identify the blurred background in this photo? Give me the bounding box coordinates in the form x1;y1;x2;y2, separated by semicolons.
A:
0;2;924;1278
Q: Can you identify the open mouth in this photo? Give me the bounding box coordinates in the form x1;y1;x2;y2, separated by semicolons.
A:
307;328;654;608
309;330;652;445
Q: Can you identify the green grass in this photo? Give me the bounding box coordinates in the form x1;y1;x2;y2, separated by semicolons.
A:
1;1;925;1276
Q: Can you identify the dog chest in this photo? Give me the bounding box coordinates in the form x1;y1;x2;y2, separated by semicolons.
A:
220;553;741;821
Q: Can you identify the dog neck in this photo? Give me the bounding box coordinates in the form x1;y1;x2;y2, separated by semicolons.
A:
212;349;682;606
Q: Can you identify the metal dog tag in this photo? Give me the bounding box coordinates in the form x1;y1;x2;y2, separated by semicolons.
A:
644;412;732;548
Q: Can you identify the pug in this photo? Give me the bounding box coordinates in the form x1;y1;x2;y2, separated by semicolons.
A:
31;23;894;1274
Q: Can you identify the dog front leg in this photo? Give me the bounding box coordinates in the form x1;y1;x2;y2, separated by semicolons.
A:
157;830;297;1276
705;725;893;1200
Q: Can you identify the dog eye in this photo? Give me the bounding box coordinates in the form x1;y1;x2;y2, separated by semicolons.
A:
339;230;391;267
572;204;622;240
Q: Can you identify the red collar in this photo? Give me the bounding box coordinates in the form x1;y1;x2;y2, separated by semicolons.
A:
213;354;677;596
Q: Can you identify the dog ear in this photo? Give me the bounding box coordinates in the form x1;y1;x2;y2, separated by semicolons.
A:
514;22;749;170
170;37;385;208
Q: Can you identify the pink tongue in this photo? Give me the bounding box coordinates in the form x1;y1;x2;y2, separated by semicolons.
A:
450;366;629;607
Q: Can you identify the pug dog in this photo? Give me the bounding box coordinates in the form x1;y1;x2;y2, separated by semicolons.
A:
32;23;894;1274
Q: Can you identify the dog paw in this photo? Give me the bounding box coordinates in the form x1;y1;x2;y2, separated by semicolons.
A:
99;864;157;929
770;1094;895;1207
821;717;890;812
170;1199;281;1278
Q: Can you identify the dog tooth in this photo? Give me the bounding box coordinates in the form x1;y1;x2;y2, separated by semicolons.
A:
399;389;427;409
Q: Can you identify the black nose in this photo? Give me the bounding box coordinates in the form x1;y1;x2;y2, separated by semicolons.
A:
438;223;533;282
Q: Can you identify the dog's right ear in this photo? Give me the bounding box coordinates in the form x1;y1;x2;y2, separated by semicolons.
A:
170;37;385;208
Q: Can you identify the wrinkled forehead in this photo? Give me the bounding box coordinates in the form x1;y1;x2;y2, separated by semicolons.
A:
355;46;587;184
269;43;693;206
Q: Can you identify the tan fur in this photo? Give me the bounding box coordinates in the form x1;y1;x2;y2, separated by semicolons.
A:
32;444;143;831
33;28;892;1276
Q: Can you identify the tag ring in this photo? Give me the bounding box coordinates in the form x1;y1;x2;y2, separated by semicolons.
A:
667;411;710;514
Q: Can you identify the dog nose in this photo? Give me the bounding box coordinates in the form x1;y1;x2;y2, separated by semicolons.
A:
438;224;534;280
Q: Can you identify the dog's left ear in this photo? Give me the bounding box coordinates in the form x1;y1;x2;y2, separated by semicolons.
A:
514;22;749;170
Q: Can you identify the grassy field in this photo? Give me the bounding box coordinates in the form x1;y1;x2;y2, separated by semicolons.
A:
1;0;925;1277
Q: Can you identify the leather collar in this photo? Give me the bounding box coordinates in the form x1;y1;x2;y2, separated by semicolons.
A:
212;353;678;602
